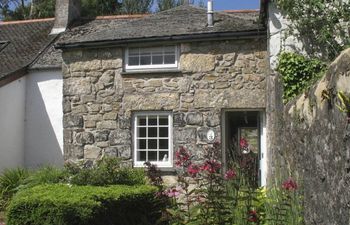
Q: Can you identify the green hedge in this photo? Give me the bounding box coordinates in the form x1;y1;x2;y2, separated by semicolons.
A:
6;184;163;225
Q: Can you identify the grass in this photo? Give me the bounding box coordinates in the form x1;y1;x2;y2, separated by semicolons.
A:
0;211;4;222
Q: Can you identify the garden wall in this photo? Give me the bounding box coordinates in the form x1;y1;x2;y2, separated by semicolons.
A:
276;48;350;225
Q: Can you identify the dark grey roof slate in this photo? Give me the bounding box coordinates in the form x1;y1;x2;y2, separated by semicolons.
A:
58;5;263;47
0;20;55;80
31;17;138;69
30;41;62;69
0;41;10;52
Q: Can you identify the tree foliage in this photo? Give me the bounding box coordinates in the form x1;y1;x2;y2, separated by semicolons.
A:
0;0;29;20
0;0;156;21
274;0;350;61
156;0;205;12
121;0;153;14
81;0;122;17
30;0;55;19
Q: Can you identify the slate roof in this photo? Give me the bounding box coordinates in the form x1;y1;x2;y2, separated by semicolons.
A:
30;42;63;69
31;15;144;69
0;19;55;83
0;41;10;52
57;5;264;48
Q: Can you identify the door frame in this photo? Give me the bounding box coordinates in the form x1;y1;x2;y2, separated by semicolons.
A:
221;109;267;186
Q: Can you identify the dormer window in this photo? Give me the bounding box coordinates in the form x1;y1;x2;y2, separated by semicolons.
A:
125;45;178;71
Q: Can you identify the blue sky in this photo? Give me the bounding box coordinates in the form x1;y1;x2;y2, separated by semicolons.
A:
206;0;260;10
151;0;260;11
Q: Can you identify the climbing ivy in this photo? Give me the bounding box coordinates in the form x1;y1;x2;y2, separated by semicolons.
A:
273;0;350;61
277;52;326;102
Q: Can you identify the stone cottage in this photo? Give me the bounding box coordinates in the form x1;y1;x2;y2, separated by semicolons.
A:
56;2;270;185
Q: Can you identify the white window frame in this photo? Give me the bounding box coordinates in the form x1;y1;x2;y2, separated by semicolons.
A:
125;45;179;71
133;111;173;168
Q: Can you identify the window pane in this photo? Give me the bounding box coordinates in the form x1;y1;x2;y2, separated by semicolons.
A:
138;117;146;126
159;151;169;161
148;117;157;125
148;151;157;161
153;50;163;55
138;151;146;161
148;139;157;149
164;46;175;54
152;55;163;65
148;127;157;137
140;48;152;54
129;56;139;66
159;117;168;125
140;56;151;65
159;139;168;149
129;48;139;55
164;55;175;64
138;139;146;149
138;127;146;137
159;127;168;137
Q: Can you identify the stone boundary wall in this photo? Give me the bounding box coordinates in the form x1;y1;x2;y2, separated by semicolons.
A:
277;48;350;225
61;39;268;166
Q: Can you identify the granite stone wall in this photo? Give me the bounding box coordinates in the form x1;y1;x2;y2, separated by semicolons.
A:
61;39;268;165
276;49;350;225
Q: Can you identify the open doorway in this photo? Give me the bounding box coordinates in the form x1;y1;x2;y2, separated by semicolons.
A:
222;110;267;187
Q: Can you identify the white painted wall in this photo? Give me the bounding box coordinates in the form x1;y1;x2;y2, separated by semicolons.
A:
24;70;64;168
0;77;26;171
268;3;304;69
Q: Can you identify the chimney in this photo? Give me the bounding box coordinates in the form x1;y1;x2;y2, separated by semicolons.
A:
51;0;80;35
207;0;214;27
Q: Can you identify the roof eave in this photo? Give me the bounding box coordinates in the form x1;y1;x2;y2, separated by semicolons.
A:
55;29;267;50
0;68;27;88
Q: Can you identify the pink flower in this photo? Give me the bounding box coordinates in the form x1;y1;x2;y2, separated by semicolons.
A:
224;169;236;180
247;210;258;222
164;186;182;198
187;163;200;177
201;160;221;173
240;138;249;149
282;177;298;191
175;146;191;167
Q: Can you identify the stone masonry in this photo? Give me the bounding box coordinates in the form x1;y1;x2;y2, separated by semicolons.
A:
276;49;350;225
62;39;268;165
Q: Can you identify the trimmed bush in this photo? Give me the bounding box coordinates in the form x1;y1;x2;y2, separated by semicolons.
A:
7;184;163;225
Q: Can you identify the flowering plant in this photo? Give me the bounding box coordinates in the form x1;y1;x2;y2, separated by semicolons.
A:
146;144;304;225
282;177;298;191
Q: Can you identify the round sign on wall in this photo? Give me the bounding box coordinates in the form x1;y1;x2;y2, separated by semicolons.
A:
206;129;215;141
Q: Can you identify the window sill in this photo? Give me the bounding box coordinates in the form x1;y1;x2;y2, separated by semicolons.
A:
121;69;181;75
144;166;177;175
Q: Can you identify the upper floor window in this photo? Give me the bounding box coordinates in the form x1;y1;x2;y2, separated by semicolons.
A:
125;46;178;71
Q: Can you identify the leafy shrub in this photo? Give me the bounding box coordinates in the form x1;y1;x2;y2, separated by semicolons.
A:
67;158;146;186
6;184;163;225
22;166;69;188
0;168;29;210
277;52;326;102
